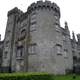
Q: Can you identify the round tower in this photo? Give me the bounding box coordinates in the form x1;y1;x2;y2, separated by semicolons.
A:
26;0;65;74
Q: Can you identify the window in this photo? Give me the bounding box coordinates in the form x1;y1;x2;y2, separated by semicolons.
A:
56;44;62;55
30;14;37;32
30;24;36;32
73;56;77;61
30;19;36;24
79;52;80;55
31;21;36;25
28;43;37;54
51;6;53;9
4;51;8;58
31;12;36;20
31;11;36;15
21;29;26;33
5;40;9;47
31;15;36;20
16;47;23;57
21;29;26;39
63;49;68;58
47;5;50;8
30;18;36;32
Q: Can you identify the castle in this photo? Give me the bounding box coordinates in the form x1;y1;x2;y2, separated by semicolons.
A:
0;0;80;74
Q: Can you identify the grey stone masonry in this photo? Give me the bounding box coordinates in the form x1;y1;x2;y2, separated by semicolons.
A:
0;0;80;74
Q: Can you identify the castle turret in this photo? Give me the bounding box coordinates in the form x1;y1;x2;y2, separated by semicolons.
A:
64;21;70;36
25;0;66;74
77;34;80;44
65;21;69;30
72;31;76;42
2;7;23;72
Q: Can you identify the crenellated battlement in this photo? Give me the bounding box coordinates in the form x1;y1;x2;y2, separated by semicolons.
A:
27;1;60;18
16;1;61;25
7;7;23;17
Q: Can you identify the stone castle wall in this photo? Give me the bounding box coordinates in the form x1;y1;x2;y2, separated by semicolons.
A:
1;0;80;74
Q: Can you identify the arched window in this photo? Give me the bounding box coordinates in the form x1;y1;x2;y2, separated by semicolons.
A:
21;29;26;39
16;46;23;58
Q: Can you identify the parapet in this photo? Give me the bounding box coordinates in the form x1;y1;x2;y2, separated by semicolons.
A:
27;0;60;18
7;7;23;17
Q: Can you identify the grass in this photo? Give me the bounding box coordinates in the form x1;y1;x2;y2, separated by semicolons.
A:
54;74;80;80
0;72;80;80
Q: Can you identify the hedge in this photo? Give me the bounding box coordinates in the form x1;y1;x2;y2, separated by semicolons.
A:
0;72;54;80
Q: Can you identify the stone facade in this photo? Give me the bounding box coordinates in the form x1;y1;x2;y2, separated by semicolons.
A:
0;0;80;74
0;36;4;71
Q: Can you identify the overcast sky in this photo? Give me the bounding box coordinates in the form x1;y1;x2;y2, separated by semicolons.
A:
0;0;80;40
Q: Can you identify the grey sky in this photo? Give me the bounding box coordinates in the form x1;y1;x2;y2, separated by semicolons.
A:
0;0;80;40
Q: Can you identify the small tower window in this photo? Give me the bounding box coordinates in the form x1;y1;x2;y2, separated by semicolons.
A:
31;11;36;20
30;21;37;32
30;24;36;32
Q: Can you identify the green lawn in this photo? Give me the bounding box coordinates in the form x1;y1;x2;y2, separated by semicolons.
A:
0;72;80;80
54;74;80;80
